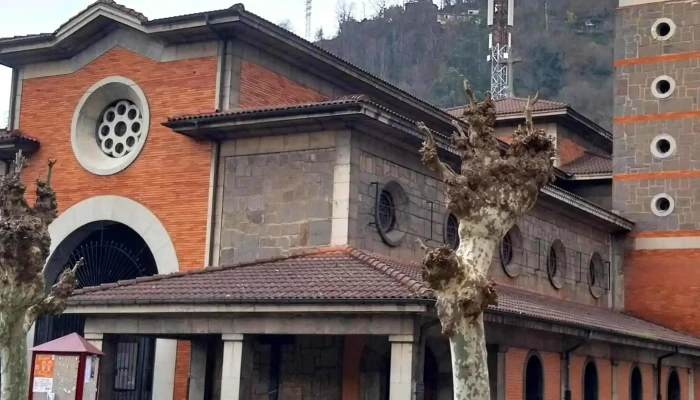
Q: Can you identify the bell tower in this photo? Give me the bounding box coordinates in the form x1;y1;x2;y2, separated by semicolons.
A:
614;0;700;335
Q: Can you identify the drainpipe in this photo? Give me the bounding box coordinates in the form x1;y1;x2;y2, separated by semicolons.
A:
416;318;440;400
204;14;227;267
7;68;18;129
563;331;592;400
656;348;679;400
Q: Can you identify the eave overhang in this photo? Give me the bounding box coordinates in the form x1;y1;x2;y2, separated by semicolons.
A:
163;103;632;232
0;133;40;160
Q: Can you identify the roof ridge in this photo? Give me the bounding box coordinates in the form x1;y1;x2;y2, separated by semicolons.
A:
344;247;432;298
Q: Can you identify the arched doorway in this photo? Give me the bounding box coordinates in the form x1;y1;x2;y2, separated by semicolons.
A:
629;365;642;400
35;221;158;400
667;369;680;400
524;353;544;400
583;360;599;400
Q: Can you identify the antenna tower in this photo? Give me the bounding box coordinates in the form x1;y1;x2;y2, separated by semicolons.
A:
487;0;519;99
305;0;312;40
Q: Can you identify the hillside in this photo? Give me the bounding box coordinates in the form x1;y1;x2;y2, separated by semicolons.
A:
317;0;616;129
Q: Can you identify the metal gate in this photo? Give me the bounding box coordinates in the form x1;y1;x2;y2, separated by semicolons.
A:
34;222;158;400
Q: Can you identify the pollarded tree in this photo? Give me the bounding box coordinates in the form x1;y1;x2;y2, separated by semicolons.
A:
0;152;82;400
416;81;555;400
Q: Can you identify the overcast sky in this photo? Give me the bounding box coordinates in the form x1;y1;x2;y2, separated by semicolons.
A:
0;0;421;128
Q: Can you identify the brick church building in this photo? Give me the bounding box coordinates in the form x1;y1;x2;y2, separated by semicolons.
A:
0;0;698;399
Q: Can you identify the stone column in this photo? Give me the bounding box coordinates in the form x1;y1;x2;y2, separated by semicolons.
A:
84;333;104;351
189;340;209;400
221;334;245;400
389;335;415;400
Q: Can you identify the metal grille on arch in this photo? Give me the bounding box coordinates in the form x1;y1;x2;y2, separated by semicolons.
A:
34;221;158;400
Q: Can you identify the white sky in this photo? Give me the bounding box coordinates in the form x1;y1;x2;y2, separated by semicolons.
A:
0;0;418;128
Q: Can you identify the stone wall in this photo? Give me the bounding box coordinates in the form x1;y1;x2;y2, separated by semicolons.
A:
350;131;615;306
217;132;337;264
250;336;344;400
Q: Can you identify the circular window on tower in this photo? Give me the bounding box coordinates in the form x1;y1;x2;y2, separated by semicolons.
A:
650;134;676;159
71;76;150;176
651;76;676;99
651;193;675;217
374;180;408;247
651;18;676;41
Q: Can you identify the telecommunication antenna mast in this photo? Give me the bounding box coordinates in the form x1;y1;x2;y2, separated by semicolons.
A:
305;0;312;40
487;0;519;99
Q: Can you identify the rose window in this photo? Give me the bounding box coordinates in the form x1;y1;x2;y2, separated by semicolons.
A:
97;100;144;159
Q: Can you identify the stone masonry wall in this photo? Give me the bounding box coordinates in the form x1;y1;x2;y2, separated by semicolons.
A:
351;131;614;306
250;336;343;400
218;132;336;264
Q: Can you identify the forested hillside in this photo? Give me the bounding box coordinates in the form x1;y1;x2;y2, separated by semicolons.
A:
317;0;616;129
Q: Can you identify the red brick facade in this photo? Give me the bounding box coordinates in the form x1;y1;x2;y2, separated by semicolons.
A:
18;46;217;400
239;60;327;108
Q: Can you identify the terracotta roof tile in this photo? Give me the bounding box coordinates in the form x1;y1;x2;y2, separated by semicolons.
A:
0;129;40;143
446;97;568;118
561;152;612;175
69;247;700;348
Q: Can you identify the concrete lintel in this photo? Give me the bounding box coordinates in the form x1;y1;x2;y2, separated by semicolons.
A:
222;334;244;341
388;334;415;343
67;302;427;315
84;314;417;336
83;333;104;341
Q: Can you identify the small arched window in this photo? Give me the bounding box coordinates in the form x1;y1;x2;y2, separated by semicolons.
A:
629;365;642;400
524;352;544;400
667;368;680;400
583;359;599;400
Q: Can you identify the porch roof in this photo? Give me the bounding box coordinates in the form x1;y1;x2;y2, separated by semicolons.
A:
68;246;700;350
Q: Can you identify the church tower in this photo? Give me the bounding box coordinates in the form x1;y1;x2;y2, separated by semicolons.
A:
614;0;700;335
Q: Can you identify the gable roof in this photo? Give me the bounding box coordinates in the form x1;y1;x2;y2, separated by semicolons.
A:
68;246;700;352
446;97;569;118
562;151;613;176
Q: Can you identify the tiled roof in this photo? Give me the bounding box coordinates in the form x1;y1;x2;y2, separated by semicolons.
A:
446;97;569;118
69;247;700;349
166;98;365;122
70;247;431;304
561;152;613;176
0;129;39;143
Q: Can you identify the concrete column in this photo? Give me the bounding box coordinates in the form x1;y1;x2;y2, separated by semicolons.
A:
84;333;104;351
389;335;415;400
221;334;245;400
689;368;694;400
189;340;209;400
496;346;508;400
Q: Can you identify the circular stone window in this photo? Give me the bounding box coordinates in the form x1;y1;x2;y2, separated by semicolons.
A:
375;181;408;247
651;76;676;99
651;18;676;41
499;225;523;278
651;193;675;217
650;134;676;159
444;214;459;249
71;76;150;176
546;239;566;290
588;252;605;299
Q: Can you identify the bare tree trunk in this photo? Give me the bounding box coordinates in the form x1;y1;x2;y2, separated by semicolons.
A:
450;315;489;400
0;318;29;400
416;82;555;400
